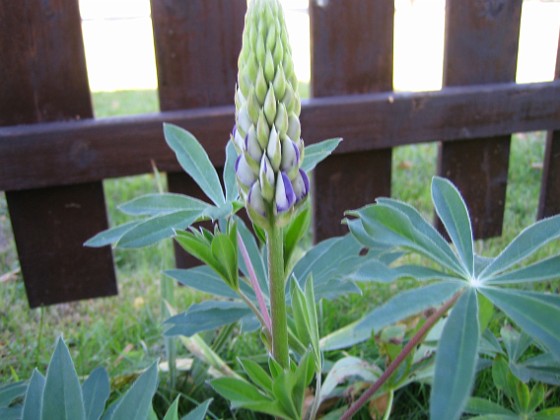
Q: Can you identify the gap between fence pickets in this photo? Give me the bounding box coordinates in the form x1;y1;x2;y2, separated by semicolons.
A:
0;80;559;191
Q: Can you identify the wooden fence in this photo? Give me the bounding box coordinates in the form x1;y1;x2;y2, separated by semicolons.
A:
1;0;559;308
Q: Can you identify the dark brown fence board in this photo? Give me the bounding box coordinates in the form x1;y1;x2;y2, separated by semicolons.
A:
0;0;116;306
8;183;117;307
310;0;394;240
2;81;560;192
151;0;245;267
538;33;560;219
438;0;523;238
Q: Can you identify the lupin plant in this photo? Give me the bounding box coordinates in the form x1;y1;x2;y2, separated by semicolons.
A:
232;0;308;368
80;0;560;418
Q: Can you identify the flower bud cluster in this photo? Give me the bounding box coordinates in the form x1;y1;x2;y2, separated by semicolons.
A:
233;0;309;228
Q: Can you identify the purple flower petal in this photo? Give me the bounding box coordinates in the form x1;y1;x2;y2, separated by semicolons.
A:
236;155;256;187
276;172;296;213
293;169;310;202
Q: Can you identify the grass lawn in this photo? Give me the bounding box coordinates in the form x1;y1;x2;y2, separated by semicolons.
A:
1;89;557;417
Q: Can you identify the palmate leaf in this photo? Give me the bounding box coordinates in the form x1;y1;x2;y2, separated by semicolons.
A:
107;361;158;420
320;281;464;350
117;210;202;248
163;123;225;206
42;337;86;420
479;214;560;280
165;301;252;337
431;177;474;277
118;193;210;216
480;288;560;361
21;370;44;420
224;140;239;203
300;138;342;173
183;398;213;420
430;289;479;420
82;367;110;420
350;204;465;277
84;220;141;248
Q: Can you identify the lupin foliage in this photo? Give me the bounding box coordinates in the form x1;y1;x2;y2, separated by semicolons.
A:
233;0;309;229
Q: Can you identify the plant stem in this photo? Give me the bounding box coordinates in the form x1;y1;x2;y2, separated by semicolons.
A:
341;290;463;420
267;224;289;368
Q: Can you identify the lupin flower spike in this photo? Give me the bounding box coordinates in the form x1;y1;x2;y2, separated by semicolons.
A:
232;0;309;229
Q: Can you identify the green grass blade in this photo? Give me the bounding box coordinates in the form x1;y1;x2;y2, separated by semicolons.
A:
82;367;110;420
300;138;342;173
431;177;474;276
42;337;86;420
430;289;479;420
480;288;560;360
108;361;158;420
480;214;560;279
22;370;45;420
118;193;210;216
163;123;225;206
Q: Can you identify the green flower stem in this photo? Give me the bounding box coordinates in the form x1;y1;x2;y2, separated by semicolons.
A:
267;224;290;368
341;290;464;420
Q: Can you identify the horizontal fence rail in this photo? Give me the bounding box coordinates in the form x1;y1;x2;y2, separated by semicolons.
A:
1;81;559;192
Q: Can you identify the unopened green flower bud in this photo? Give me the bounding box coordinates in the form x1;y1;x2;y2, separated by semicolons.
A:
273;38;284;67
259;155;275;202
255;66;268;105
266;20;276;51
267;125;282;172
247;88;260;124
274;102;288;137
264;85;277;125
246;126;262;163
287;113;301;142
273;66;286;100
264;51;275;83
256;110;270;150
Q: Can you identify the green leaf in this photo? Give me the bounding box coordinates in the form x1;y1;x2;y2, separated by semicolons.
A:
108;361;158;420
478;293;494;332
0;407;21;420
481;288;560;360
283;203;311;269
464;397;516;416
162;396;180;420
165;266;238;299
239;359;273;393
84;221;141;248
300;138;342;173
117;210;202;248
211;232;238;289
163;123;225;206
376;196;461;272
42;337;86;420
291;277;320;369
22;370;45;420
510;352;560;385
534;408;560;419
492;356;518;400
224;140;239;203
430;289;479;420
319;357;380;403
211;378;285;418
431;177;474;276
118;193;210;216
0;381;27;408
486;255;560;285
237;217;268;296
320;281;464;350
353;204;466;276
480;214;560;279
182;398;213;420
82;367;110;420
165;301;252;337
